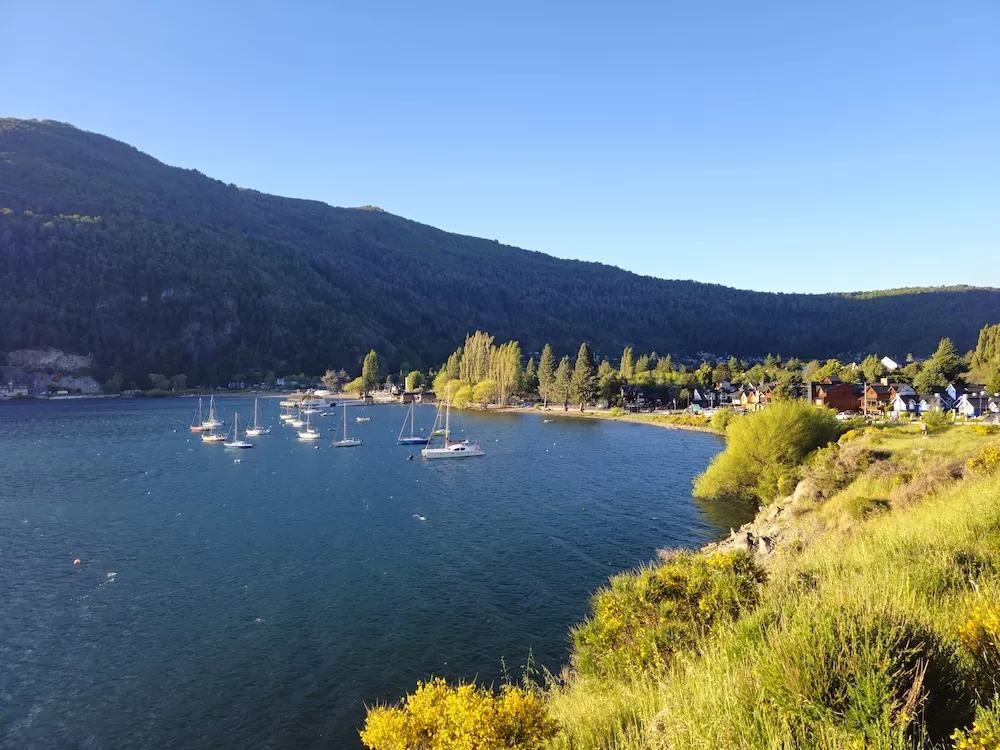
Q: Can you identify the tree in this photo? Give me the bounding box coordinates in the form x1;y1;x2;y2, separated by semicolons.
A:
361;350;381;395
432;369;451;398
571;343;598;410
554;355;573;410
619;347;634;380
694;401;841;505
344;377;366;394
522;357;538;396
695;362;713;388
744;364;766;384
170;373;187;391
803;360;822;381
489;341;522;405
814;359;844;380
460;331;495;386
598;360;621;406
634;354;650;374
472;379;498;406
148;373;170;391
538;344;556;407
102;372;124;394
446;349;462;380
405;370;425;392
712;361;732;384
860;354;887;384
914;337;964;393
453;384;474;409
322;368;348;392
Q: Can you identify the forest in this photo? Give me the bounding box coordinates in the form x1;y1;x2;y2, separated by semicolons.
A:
3;117;1000;385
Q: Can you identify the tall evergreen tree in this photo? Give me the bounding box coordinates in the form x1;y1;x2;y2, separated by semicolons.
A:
859;354;886;384
522;357;538;395
571;343;598;410
538;344;556;407
361;349;381;395
554;355;573;410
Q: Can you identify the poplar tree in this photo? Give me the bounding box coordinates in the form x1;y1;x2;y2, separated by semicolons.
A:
361;350;381;395
619;347;634;380
554;355;573;411
538;344;556;407
571;343;598;411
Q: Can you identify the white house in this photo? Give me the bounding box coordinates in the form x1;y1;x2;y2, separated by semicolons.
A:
954;394;1000;418
881;356;900;371
890;394;923;415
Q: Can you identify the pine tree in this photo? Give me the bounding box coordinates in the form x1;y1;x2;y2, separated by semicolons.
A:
538;344;556;407
859;354;886;384
361;350;381;395
554;355;573;410
571;343;598;411
523;357;538;395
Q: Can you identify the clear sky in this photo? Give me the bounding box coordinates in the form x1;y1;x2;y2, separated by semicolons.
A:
3;1;998;293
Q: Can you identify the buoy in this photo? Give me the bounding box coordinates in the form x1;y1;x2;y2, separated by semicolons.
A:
73;558;81;565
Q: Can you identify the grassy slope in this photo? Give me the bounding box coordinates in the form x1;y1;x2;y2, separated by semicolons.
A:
546;424;1000;749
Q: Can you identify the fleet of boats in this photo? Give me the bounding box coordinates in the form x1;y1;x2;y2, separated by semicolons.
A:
192;394;485;459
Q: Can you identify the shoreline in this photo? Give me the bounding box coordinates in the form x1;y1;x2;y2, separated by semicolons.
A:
467;404;723;435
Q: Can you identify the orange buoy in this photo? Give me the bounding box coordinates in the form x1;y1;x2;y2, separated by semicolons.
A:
73;558;82;565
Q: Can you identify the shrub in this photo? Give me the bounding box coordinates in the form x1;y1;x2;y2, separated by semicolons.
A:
710;408;733;433
844;495;891;520
758;606;970;744
969;445;1000;476
890;461;965;508
923;410;952;431
802;443;892;501
693;401;842;505
958;605;1000;691
973;424;1000;437
951;696;1000;750
571;551;765;679
359;678;558;750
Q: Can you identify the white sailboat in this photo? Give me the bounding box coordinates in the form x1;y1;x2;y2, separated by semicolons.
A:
244;399;270;437
224;411;254;449
297;410;321;440
397;402;429;445
421;383;484;459
201;395;224;430
189;397;209;432
289;406;305;428
333;402;363;447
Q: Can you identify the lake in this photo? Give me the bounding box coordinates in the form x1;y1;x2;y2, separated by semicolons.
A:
0;397;733;748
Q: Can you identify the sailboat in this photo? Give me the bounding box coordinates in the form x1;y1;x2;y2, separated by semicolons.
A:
397;402;429;445
224;411;254;449
333;402;363;447
278;403;293;422
189;398;209;432
244;399;270;437
297;410;321;440
201;395;224;430
289;406;305;428
421;383;484;459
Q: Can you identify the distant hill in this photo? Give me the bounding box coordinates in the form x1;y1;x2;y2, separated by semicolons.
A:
1;117;998;384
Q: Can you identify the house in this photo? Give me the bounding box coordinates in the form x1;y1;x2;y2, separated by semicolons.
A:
416;391;436;404
888;382;916;399
919;393;945;413
862;384;892;414
954;394;1000;418
881;356;900;371
815;382;857;412
891;393;924;415
622;385;657;412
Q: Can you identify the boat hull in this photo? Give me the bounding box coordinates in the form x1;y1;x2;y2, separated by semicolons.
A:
333;439;363;448
245;428;270;437
224;442;254;449
397;437;430;445
421;447;485;459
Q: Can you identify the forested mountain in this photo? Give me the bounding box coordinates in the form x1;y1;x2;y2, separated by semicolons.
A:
1;117;998;384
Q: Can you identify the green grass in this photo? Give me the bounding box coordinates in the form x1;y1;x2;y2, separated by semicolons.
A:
544;424;1000;749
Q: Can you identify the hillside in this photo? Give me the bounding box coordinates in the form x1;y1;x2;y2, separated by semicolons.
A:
2;117;998;384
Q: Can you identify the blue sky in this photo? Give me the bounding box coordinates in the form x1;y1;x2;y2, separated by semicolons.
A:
3;1;998;293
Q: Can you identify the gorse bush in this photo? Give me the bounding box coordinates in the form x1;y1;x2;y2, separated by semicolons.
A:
359;678;558;750
571;551;765;679
969;445;1000;476
952;696;1000;750
972;425;1000;437
694;401;842;505
802;443;891;501
924;410;952;431
710;408;733;433
959;605;1000;693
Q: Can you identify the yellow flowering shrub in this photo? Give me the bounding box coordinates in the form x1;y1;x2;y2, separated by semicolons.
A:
359;677;558;750
571;550;765;678
968;445;1000;476
958;605;1000;677
951;697;1000;750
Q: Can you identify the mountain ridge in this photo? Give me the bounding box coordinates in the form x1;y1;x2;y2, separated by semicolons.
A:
1;117;998;384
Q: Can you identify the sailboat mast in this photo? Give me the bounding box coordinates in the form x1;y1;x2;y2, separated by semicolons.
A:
344;403;348;440
445;383;451;444
410;402;415;437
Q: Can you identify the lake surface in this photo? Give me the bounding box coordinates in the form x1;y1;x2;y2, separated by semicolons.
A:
0;398;732;748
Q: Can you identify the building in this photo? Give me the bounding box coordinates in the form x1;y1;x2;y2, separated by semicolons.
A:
881;356;900;371
954;394;1000;418
814;382;857;412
